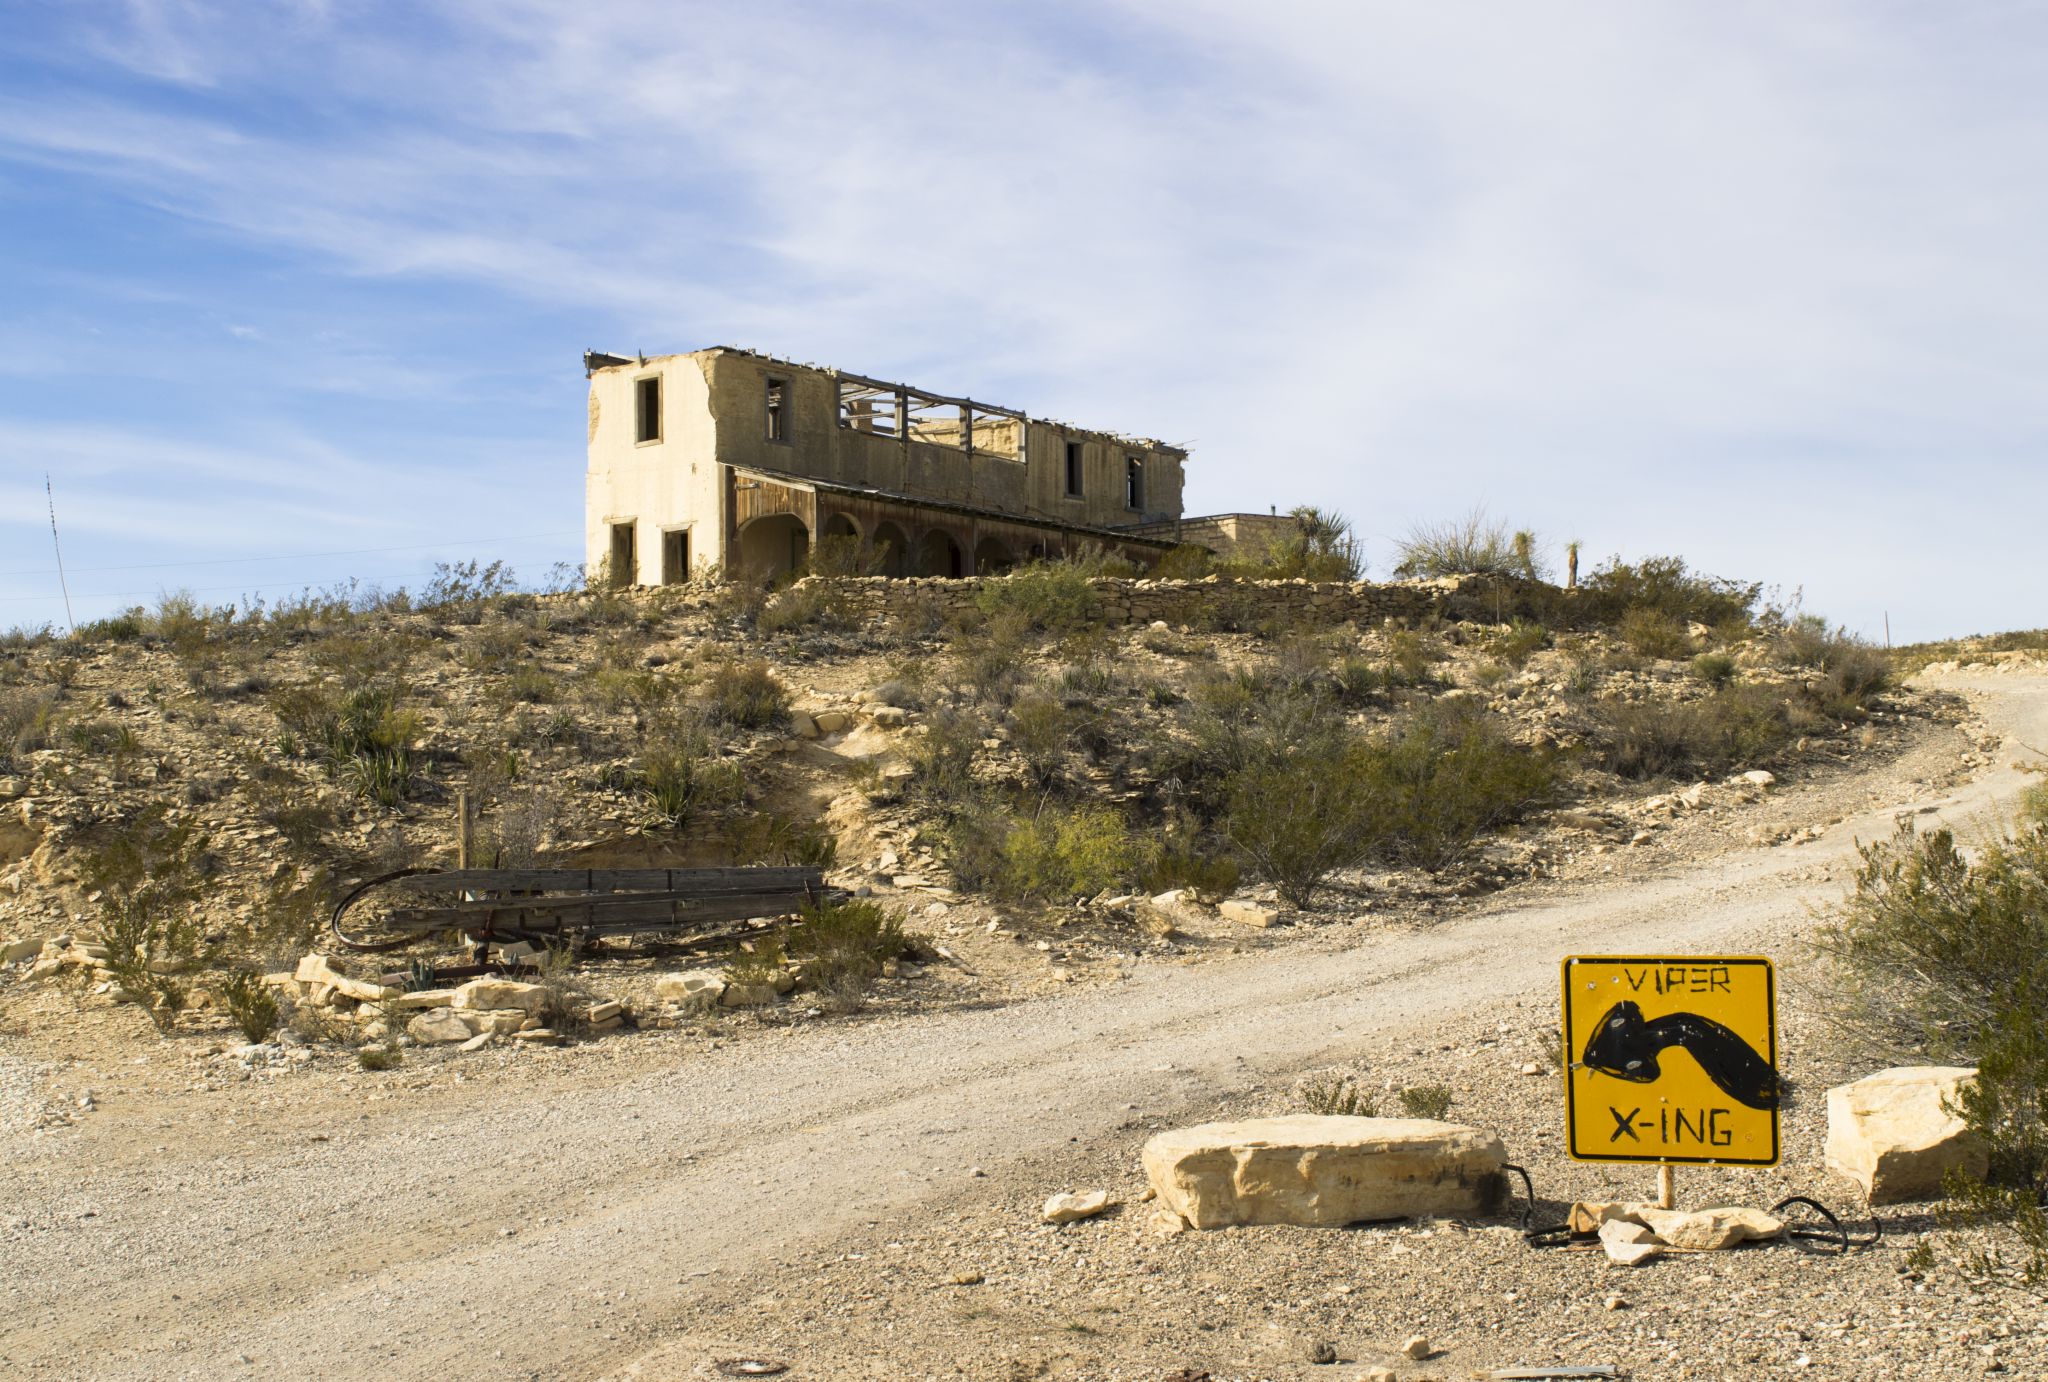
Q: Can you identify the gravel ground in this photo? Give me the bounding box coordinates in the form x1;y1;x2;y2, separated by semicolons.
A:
0;670;2041;1382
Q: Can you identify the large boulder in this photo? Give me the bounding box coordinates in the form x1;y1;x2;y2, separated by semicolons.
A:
1141;1116;1506;1229
1826;1066;1987;1204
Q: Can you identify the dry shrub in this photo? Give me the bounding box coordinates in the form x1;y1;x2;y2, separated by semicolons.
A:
699;659;788;729
1296;1072;1377;1117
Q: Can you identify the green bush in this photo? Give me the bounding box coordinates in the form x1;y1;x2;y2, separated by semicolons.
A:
1776;617;1890;716
1821;812;2048;1287
788;897;915;1008
997;804;1136;901
905;705;984;806
270;683;422;807
957;611;1033;706
974;563;1101;635
219;969;281;1044
758;581;850;635
1297;1072;1377;1117
637;711;744;827
699;659;788;729
805;535;884;578
1224;745;1379;908
1151;545;1214;580
1007;693;1073;789
1577;556;1760;629
725;812;839;868
1618;606;1695;659
1589;685;1809;780
1138;844;1240;897
79;804;208;1033
1692;652;1738;688
1358;704;1556;871
357;1046;402;1072
1398;1084;1454;1119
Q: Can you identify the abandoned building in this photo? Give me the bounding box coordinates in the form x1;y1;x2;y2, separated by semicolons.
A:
584;346;1280;583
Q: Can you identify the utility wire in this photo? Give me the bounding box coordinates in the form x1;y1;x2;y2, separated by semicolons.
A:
45;475;75;636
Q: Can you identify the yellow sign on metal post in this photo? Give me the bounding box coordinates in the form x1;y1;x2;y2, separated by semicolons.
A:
1561;955;1781;1167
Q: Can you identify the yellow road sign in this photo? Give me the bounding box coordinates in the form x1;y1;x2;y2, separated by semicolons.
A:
1561;954;1781;1166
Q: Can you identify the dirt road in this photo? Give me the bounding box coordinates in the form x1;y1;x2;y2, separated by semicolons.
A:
2;672;2042;1380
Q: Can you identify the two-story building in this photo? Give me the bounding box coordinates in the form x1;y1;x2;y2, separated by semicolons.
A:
583;346;1194;583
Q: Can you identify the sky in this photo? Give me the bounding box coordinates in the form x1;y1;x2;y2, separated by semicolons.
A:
2;0;2044;642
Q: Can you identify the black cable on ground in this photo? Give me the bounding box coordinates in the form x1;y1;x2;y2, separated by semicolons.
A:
1770;1193;1883;1254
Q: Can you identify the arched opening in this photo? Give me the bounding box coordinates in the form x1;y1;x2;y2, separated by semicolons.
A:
871;521;910;577
822;512;860;542
736;514;810;581
973;536;1014;575
915;528;964;578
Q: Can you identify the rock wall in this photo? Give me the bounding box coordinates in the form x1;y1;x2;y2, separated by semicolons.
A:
783;571;1555;630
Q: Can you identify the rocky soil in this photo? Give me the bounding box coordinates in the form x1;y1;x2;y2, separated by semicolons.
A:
0;664;2040;1379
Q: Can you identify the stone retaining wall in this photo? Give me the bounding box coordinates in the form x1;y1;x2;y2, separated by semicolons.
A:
781;572;1557;630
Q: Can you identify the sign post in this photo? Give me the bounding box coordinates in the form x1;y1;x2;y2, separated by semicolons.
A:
1561;955;1782;1201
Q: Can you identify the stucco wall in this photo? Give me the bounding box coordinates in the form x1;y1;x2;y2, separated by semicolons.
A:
585;354;724;582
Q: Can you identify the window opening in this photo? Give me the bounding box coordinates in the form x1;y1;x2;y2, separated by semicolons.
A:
766;377;788;442
634;376;661;444
609;522;637;586
1125;457;1145;511
1065;441;1084;497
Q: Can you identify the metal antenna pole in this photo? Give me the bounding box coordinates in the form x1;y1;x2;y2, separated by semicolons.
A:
45;474;75;636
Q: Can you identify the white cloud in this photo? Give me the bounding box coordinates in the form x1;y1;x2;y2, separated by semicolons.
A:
5;1;2047;637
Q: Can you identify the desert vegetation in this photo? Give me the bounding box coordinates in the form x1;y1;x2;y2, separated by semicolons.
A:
1821;796;2048;1292
0;530;1917;1045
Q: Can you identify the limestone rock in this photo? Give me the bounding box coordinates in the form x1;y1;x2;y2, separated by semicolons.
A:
1636;1205;1782;1250
812;709;853;734
1041;1190;1112;1224
407;1008;472;1044
585;999;623;1024
869;705;910;729
1141;1116;1505;1229
1599;1217;1665;1266
655;969;726;1005
1741;769;1776;788
720;980;782;1007
387;987;456;1011
294;953;395;1004
1218;899;1279;929
789;710;819;739
0;936;42;964
1825;1066;1987;1204
1400;1334;1432;1360
450;977;549;1015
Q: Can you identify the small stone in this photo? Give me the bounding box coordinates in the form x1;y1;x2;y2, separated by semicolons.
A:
869;706;910;729
1041;1190;1112;1224
1360;1369;1397;1382
1400;1334;1431;1360
1218;899;1279;929
1742;769;1776;787
458;1032;494;1052
1305;1338;1338;1365
585;999;623;1024
1519;1062;1542;1076
946;1270;983;1286
1604;1294;1628;1310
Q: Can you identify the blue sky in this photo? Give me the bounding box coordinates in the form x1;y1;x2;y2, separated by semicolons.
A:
3;1;2044;641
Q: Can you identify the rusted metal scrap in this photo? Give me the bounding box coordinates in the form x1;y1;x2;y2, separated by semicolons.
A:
331;865;840;953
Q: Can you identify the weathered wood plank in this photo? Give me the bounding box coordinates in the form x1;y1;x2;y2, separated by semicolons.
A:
383;867;822;895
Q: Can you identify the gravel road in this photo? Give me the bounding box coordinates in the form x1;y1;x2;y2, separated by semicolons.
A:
2;671;2042;1381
